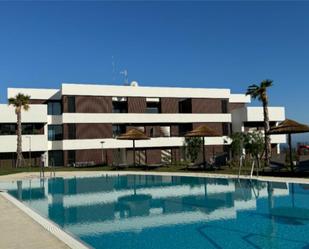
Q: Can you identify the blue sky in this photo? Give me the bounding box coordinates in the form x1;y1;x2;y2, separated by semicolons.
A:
0;1;308;141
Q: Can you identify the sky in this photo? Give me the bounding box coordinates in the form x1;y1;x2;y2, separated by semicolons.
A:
0;1;308;141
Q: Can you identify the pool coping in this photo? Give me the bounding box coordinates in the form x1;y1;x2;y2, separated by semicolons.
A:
0;191;91;249
0;171;308;184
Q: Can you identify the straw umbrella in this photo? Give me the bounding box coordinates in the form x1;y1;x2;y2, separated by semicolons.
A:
185;125;219;169
268;119;309;171
117;128;150;167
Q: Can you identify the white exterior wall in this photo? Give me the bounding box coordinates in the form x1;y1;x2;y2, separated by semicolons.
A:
231;106;286;145
0;104;48;153
246;107;285;122
61;83;231;99
231;106;285;124
47;115;62;125
0;135;48;153
229;94;251;103
0;104;48;123
49;136;231;151
7;88;61;100
62;113;231;124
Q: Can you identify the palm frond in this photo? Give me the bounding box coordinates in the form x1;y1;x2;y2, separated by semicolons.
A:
8;97;16;106
261;79;273;88
246;84;259;99
8;93;31;110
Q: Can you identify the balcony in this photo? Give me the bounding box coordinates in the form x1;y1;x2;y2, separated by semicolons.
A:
0;135;48;153
54;136;231;151
62;113;231;124
0;104;47;123
232;106;285;123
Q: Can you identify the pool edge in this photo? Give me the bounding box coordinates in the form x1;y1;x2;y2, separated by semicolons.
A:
0;171;308;184
0;191;91;249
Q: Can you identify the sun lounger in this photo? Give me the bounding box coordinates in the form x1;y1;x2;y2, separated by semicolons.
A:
296;155;309;172
112;163;129;170
146;163;163;169
269;154;287;171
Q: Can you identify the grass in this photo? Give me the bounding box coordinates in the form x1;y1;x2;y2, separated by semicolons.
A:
1;164;308;178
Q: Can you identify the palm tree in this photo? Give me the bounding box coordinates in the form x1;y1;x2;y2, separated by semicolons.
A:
8;93;31;168
246;79;273;168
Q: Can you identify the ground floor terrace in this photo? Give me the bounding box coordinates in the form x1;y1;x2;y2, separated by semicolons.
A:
0;143;280;168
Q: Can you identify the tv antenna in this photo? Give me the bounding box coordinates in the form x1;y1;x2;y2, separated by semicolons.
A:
120;69;129;85
112;56;116;82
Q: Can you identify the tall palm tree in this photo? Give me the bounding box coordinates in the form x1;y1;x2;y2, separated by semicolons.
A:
246;79;273;168
8;93;31;168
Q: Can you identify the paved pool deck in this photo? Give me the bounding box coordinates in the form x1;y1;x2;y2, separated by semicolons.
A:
0;170;308;249
0;193;70;249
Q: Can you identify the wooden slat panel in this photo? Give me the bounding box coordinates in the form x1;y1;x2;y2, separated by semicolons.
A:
128;97;146;113
229;103;245;112
76;96;112;113
146;149;161;164
192;98;226;113
161;98;179;113
76;124;112;139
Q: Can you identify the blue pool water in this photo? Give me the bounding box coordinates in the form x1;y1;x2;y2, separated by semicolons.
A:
1;174;309;249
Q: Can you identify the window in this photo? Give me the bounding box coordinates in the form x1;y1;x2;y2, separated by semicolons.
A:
221;100;228;114
179;99;192;113
0;123;44;135
179;123;193;136
112;101;127;113
150;128;154;137
49;151;64;166
68;124;76;139
48;125;63;141
160;126;171;137
22;124;43;135
146;102;161;113
112;124;126;137
48;101;62;115
67;96;76;113
68;150;76;165
222;123;229;136
0;124;15;135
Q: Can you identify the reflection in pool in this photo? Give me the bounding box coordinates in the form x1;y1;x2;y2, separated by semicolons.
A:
1;175;309;249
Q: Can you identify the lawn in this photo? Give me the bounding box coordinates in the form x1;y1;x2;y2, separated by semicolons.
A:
0;164;308;178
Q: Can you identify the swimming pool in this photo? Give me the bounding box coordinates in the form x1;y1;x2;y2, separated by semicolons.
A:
1;174;309;249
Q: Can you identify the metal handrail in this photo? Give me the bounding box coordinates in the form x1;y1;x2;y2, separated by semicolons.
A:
50;158;56;177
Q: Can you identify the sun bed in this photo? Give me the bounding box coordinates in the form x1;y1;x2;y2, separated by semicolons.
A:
269;154;287;171
295;155;309;172
145;163;164;169
112;163;129;170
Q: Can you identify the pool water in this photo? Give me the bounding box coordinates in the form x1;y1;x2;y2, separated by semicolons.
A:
1;174;309;249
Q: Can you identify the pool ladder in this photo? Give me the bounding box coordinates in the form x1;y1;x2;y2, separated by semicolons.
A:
39;159;56;179
238;156;258;179
49;159;56;178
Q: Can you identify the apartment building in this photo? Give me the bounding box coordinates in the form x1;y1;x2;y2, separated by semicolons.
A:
0;82;286;167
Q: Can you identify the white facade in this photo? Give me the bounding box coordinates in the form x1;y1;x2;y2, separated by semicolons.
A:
231;106;286;133
0;104;48;153
61;83;231;99
1;83;286;166
62;113;232;124
0;104;47;123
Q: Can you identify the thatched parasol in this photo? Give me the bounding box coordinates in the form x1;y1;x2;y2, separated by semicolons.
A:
269;119;309;171
117;128;150;167
185;125;219;169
